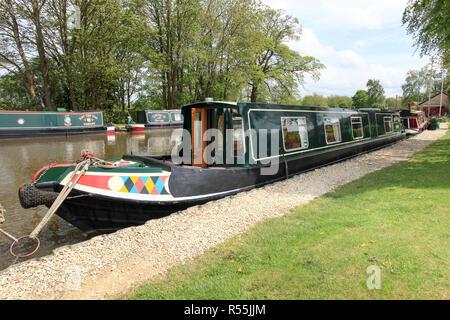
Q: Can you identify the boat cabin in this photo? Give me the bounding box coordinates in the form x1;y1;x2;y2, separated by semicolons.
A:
399;109;427;133
136;110;183;127
180;101;402;168
0;110;105;138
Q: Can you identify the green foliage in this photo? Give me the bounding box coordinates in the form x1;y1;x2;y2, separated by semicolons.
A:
0;75;34;109
403;0;450;66
302;94;328;107
401;67;430;106
103;109;134;125
401;65;447;106
326;95;353;108
0;0;325;110
385;97;400;108
352;90;369;109
366;79;386;109
243;7;324;103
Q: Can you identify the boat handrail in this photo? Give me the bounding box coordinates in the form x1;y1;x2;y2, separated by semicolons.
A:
123;154;173;171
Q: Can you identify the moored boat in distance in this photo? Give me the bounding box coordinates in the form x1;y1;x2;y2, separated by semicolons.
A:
106;126;116;134
399;109;428;135
127;110;184;132
0;110;106;139
18;101;405;232
127;123;146;133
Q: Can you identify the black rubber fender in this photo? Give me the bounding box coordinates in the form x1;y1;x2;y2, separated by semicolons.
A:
18;184;59;209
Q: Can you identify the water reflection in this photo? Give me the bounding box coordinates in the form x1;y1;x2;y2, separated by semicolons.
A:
0;128;181;270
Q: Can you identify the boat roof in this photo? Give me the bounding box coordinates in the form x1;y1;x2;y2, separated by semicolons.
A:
0;110;103;114
143;109;181;112
181;101;238;109
181;101;400;115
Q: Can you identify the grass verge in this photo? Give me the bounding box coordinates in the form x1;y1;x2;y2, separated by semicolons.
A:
128;131;449;300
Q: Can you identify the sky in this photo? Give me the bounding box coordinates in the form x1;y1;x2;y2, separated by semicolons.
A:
263;0;430;98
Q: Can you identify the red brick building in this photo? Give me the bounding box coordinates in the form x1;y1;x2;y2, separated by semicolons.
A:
419;93;449;116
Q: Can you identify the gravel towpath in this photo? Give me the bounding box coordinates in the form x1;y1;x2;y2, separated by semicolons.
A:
0;125;447;299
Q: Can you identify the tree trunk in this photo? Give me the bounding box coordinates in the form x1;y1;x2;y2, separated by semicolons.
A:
31;0;53;110
6;0;39;108
250;84;258;103
166;0;174;109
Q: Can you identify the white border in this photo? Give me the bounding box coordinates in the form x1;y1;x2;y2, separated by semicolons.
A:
324;117;342;145
280;116;309;152
351;116;364;140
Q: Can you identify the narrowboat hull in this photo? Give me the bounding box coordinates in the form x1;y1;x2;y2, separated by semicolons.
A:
0;126;106;139
126;124;146;132
144;123;184;129
19;132;404;232
0;110;106;139
399;109;428;135
106;126;116;134
126;123;183;132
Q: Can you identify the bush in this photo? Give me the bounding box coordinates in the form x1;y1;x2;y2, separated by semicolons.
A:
428;118;438;130
103;110;136;125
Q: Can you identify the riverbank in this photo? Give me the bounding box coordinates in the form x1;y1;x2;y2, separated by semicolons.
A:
130;128;449;300
0;125;447;299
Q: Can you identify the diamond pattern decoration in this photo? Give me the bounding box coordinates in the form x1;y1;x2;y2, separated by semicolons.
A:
117;176;169;195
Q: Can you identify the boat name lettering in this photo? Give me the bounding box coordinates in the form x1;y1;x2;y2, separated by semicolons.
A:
79;113;98;126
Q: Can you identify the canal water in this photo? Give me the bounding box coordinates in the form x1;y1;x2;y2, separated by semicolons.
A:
0;129;181;270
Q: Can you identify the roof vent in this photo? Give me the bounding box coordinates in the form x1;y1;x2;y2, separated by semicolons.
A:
205;97;214;103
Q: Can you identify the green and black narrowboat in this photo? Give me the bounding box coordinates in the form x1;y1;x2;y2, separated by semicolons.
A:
0;110;106;138
18;101;404;232
127;110;184;132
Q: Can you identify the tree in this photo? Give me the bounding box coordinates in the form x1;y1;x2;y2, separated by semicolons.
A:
403;0;450;66
0;0;327;111
352;90;369;108
25;0;53;109
0;73;31;107
327;95;352;108
302;93;328;107
0;0;39;107
245;7;324;103
366;79;385;109
401;67;429;106
385;97;399;108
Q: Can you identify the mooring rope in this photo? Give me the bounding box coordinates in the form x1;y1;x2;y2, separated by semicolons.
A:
28;159;90;239
0;204;4;224
1;151;114;261
0;204;19;243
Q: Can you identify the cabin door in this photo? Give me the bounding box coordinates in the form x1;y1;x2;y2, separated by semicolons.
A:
191;108;216;167
191;108;207;167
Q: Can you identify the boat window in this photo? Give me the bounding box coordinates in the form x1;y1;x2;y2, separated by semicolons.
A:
171;112;183;122
324;117;342;144
281;117;309;151
194;111;202;149
148;112;169;123
384;116;393;133
351;117;364;140
402;118;409;128
232;117;245;157
393;116;401;131
216;113;225;154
